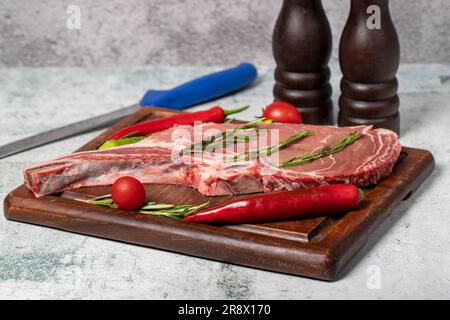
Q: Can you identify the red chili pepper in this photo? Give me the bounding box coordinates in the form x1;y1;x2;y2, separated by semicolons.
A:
108;105;249;141
183;184;364;223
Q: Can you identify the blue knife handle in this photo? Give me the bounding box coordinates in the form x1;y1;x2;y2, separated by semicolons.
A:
139;63;257;109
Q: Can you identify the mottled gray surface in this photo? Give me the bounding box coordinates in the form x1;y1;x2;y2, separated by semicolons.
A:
0;64;449;299
0;0;449;67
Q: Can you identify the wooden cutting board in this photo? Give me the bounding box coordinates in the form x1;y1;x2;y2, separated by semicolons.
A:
4;107;435;281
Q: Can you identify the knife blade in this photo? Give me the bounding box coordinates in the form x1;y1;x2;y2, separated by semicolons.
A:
0;63;257;159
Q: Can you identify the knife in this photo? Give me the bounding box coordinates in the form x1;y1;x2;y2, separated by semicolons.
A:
0;63;257;159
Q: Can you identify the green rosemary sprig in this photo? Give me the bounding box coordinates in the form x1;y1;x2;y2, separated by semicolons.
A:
191;131;258;153
186;119;265;154
279;132;362;168
88;195;118;208
227;130;312;163
140;202;210;220
88;195;209;220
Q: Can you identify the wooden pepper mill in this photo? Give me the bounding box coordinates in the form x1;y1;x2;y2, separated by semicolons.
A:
273;0;333;124
338;0;400;134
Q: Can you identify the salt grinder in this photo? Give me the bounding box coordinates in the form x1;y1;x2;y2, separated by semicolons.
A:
273;0;333;125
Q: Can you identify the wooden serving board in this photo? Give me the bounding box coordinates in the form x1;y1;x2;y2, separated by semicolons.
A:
4;107;435;281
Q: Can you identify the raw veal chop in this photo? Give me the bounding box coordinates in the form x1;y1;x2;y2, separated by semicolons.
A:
23;123;401;197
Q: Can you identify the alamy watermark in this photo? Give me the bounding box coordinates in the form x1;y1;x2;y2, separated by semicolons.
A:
366;265;382;290
366;5;381;30
66;5;81;30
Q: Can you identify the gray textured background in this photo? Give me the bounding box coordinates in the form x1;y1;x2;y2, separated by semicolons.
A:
1;0;449;67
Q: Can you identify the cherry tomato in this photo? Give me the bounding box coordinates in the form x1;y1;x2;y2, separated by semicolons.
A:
262;101;303;124
112;176;146;210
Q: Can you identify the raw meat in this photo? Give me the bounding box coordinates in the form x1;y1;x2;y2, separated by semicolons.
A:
23;123;401;197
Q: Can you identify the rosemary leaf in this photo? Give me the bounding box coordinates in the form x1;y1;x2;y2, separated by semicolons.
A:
88;195;117;208
141;203;175;210
140;210;184;220
88;197;118;209
90;194;112;201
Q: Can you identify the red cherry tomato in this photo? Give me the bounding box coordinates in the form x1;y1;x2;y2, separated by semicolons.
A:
112;176;146;210
262;101;303;124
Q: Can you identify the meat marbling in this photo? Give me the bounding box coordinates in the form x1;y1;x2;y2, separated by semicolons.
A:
23;123;401;197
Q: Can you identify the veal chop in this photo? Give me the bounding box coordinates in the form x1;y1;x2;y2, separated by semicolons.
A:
24;123;401;197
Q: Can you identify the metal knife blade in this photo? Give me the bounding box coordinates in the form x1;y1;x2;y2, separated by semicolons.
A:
0;104;139;160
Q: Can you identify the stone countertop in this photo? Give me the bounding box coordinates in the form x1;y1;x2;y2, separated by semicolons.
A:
0;65;449;299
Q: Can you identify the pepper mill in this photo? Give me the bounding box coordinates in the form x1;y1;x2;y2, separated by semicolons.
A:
273;0;333;124
338;0;400;134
